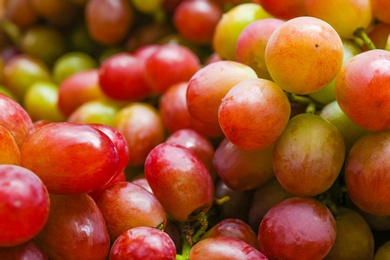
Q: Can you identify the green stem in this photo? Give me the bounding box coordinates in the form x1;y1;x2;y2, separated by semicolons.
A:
176;237;191;260
214;195;230;205
192;211;208;243
286;92;317;114
353;27;376;50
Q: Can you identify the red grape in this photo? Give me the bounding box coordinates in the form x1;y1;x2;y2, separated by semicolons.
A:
335;49;390;131
96;181;167;242
20;122;119;194
258;197;337;260
110;227;176;260
0;165;50;247
218;78;291;151
344;131;390;216
144;142;214;222
190;236;268;259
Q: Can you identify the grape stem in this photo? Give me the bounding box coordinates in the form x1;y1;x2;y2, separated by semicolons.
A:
353;27;376;50
286;92;317;114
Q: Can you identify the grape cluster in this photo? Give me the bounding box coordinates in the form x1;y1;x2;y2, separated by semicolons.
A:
0;0;390;259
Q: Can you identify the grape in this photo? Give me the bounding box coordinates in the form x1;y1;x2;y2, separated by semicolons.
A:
0;165;50;247
96;182;167;242
3;54;51;100
305;0;372;39
375;241;390;260
335;49;390;131
372;0;390;23
256;0;307;20
344;131;390;216
33;193;110;260
113;102;165;166
272;113;345;197
144;142;214;222
98;52;152;101
212;3;272;61
23;81;65;122
4;0;39;28
20;122;120;194
159;82;193;133
201;218;260;250
173;0;223;45
186;60;258;137
189;237;268;260
85;0;134;45
265;16;344;95
258;197;337;260
110;227;176;260
213;138;274;191
218;78;291;151
52;51;97;84
58;69;106;117
0;124;20;165
324;207;374;260
144;44;201;94
236;18;284;80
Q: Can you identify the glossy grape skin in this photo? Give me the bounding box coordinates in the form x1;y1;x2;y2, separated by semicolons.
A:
218;78;291;151
272;113;345;197
212;3;272;61
165;128;216;180
114;102;165;166
236;18;284;80
110;227;176;260
258;197;337;260
159;81;192;133
256;0;306;20
335;49;390;131
372;0;390;23
144;143;214;222
305;0;372;39
20;122;119;194
0;240;48;259
58;69;106;117
95;182;167;242
33;194;110;260
201;218;260;250
0;93;34;148
265;16;344;95
324;207;374;260
144;44;200;93
213;138;274;191
89;123;129;174
0;165;50;247
0;124;20;165
98;53;152;101
85;0;133;45
344;131;390;216
173;0;223;45
186;60;258;137
190;237;268;260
